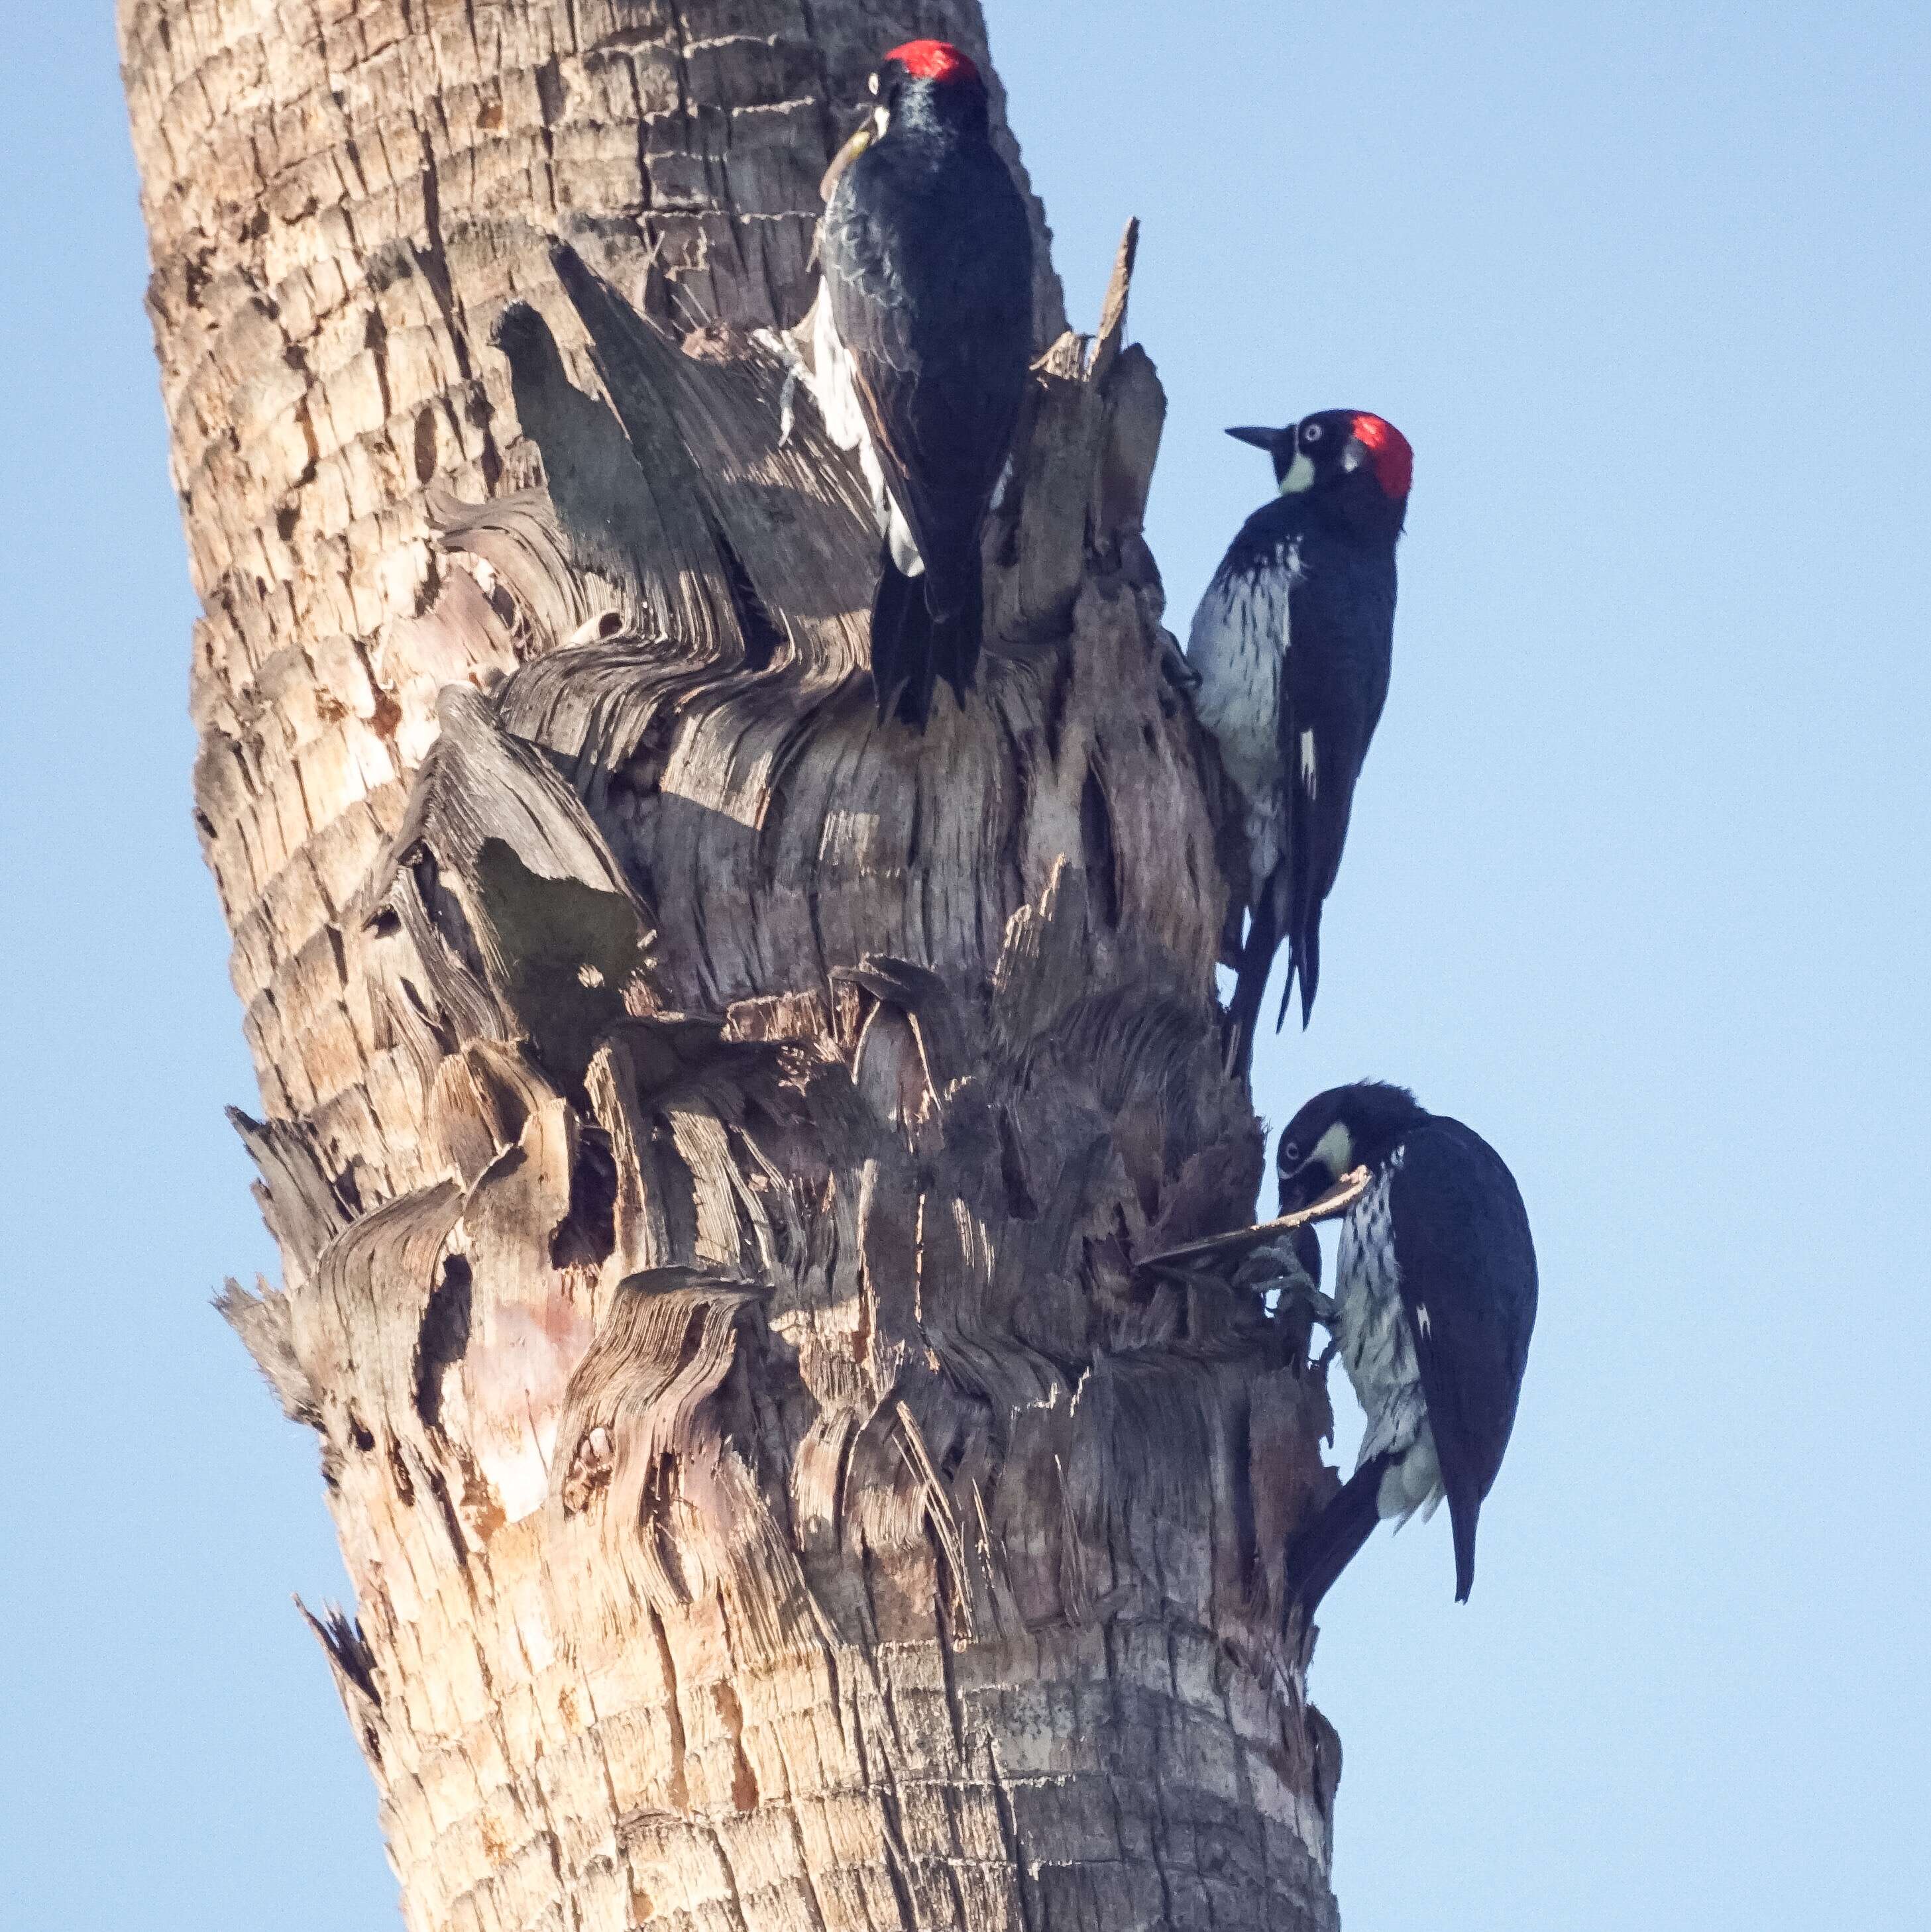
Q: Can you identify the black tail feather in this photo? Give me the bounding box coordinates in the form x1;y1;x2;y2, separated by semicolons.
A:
919;572;981;724
1284;1457;1388;1623
869;554;982;731
1276;790;1323;1028
1225;897;1280;1080
869;557;930;725
1450;1491;1480;1603
1280;908;1321;1032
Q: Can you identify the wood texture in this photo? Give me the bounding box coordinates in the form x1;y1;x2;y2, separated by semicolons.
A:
122;5;1345;1927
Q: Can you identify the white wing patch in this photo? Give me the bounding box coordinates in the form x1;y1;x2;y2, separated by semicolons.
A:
1415;1302;1431;1338
885;496;924;576
809;290;866;453
1299;727;1317;797
808;291;924;574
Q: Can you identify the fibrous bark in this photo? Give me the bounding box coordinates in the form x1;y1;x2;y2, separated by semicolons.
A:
123;4;1345;1927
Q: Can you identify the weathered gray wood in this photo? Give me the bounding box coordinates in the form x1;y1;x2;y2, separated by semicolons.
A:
125;4;1345;1927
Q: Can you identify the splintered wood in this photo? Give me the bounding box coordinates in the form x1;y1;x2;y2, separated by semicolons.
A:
123;3;1343;1927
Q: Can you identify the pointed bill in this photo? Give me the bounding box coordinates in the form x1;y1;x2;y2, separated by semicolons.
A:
820;125;875;202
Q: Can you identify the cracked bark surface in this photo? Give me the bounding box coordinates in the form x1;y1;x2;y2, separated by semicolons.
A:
125;3;1345;1926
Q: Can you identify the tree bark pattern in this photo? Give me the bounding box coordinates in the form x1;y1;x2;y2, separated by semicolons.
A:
123;5;1344;1927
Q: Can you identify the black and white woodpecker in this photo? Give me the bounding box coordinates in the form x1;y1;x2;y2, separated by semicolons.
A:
1275;1081;1536;1615
1187;411;1412;1066
814;40;1034;729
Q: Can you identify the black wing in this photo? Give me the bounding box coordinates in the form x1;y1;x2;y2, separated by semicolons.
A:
1389;1115;1537;1598
820;140;1032;596
1277;537;1397;1024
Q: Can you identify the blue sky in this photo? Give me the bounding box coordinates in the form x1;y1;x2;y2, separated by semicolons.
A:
3;5;1926;1926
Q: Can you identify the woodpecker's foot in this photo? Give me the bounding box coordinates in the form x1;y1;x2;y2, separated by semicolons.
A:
1233;1238;1327;1315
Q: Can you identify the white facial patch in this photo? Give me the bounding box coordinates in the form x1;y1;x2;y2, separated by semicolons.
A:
1312;1121;1353;1177
869;72;880;94
1278;451;1317;495
1299;728;1317;796
874;106;891;136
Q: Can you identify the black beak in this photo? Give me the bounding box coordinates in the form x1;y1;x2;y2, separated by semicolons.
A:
1277;1160;1327;1216
820;111;877;201
1226;425;1289;455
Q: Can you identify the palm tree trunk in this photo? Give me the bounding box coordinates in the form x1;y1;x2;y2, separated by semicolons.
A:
121;3;1343;1925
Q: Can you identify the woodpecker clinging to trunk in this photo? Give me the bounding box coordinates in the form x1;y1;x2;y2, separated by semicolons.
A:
1275;1081;1536;1617
814;39;1034;729
1187;411;1411;1067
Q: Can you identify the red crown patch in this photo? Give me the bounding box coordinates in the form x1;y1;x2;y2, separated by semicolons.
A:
1351;415;1413;500
885;40;981;86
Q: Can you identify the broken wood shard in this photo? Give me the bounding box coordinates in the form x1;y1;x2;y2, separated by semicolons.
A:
215;1276;317;1424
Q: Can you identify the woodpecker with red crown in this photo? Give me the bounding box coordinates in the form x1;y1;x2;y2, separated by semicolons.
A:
1273;1081;1537;1617
814;39;1034;729
1187;411;1413;1067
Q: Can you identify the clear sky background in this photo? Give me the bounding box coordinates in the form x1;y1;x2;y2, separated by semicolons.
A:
2;4;1926;1927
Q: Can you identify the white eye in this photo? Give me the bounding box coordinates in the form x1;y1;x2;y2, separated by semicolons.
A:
1282;1142;1301;1167
1301;423;1323;444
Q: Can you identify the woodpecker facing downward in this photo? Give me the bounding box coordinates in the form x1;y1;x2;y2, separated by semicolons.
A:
1276;1082;1536;1615
814;40;1034;729
1187;411;1411;1065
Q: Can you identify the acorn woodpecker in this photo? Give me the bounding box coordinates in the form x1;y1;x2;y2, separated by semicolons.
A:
1187;411;1411;1063
1275;1081;1536;1615
814;40;1034;729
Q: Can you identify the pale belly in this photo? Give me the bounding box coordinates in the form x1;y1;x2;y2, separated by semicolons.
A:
1334;1167;1444;1525
1187;562;1294;889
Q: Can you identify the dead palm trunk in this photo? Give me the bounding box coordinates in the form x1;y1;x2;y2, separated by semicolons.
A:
121;3;1345;1925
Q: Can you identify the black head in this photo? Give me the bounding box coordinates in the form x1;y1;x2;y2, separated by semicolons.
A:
1226;409;1413;537
1276;1081;1425;1213
824;39;989;196
875;38;990;131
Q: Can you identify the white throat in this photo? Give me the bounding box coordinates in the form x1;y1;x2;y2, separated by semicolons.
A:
1278;451;1317;496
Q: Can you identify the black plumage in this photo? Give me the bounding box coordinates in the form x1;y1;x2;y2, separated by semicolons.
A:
1187;411;1410;1065
816;40;1034;728
1274;1081;1536;1615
